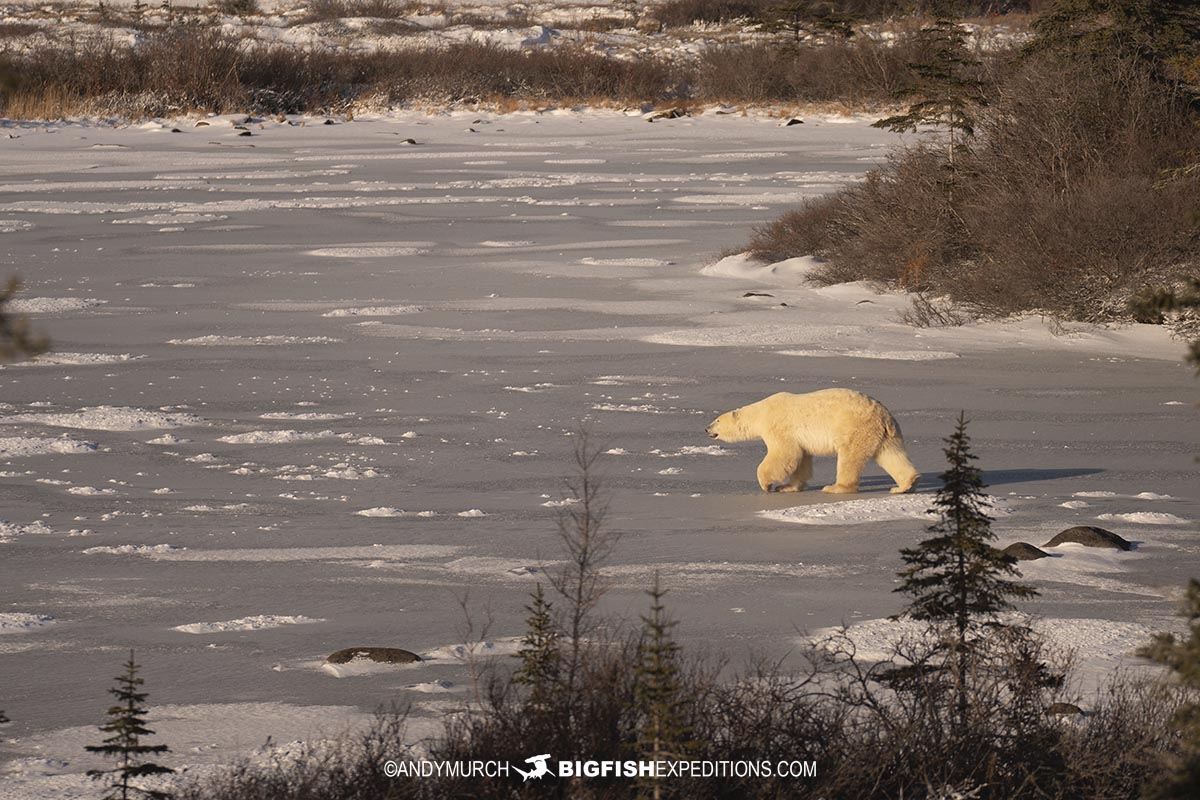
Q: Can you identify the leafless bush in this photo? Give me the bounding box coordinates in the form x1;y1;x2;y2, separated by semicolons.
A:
747;195;844;262
173;708;417;800
180;632;1184;799
652;0;774;28
899;292;971;327
1056;675;1194;800
653;1;1034;28
751;51;1200;322
302;0;417;23
0;31;689;117
696;34;927;103
215;0;259;16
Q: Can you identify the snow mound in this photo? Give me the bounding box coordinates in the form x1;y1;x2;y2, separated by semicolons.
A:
3;405;202;431
260;411;352;420
0;436;98;457
173;615;324;634
0;520;56;543
83;544;186;555
322;305;422;317
701;253;825;285
168;335;341;346
420;639;522;663
1097;512;1189;525
7;297;107;313
763;494;958;526
147;433;189;445
578;257;673;267
9;352;140;367
217;429;343;444
654;445;730;457
780;348;959;361
0;613;56;634
355;507;438;518
305;246;429;258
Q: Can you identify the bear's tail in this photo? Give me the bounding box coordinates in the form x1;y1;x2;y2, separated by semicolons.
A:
876;436;919;494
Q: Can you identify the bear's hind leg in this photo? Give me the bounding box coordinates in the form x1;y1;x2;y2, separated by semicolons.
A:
822;447;867;494
876;439;920;494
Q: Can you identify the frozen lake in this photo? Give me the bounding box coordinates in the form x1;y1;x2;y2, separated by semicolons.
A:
1;110;1197;792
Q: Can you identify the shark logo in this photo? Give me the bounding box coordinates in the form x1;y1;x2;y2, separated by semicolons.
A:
514;754;552;781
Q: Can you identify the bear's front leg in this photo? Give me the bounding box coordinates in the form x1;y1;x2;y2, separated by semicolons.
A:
777;452;813;493
756;453;796;493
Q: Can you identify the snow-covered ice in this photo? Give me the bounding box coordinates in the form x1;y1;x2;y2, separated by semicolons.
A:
1;109;1196;796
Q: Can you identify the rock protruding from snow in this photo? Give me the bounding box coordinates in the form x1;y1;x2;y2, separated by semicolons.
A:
1043;526;1132;552
327;646;420;665
1003;542;1050;561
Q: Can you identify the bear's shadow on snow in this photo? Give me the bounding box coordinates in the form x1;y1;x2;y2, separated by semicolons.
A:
858;467;1104;491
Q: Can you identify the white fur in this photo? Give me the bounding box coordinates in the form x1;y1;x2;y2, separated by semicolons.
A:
706;389;919;494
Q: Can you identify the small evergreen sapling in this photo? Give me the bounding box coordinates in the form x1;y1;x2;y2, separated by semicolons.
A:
635;573;690;799
873;15;987;168
513;582;561;715
86;650;173;800
895;413;1037;732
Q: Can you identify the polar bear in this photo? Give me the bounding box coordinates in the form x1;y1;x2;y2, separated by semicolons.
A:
705;389;919;494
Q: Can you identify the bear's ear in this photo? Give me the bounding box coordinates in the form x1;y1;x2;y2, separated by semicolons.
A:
731;410;739;420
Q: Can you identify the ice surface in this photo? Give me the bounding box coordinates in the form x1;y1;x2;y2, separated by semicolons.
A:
0;110;1195;796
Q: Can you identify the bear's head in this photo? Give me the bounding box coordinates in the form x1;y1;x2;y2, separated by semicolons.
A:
705;409;746;442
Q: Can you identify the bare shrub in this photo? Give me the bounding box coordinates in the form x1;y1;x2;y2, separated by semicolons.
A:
0;32;687;117
215;0;259;16
654;0;1034;28
747;195;843;262
1057;675;1195;800
899;292;971;327
302;0;419;23
751;51;1200;321
696;34;928;104
653;0;774;28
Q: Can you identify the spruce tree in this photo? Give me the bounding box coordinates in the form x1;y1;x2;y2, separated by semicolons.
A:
873;14;987;167
513;582;561;715
759;2;856;44
635;573;690;800
1026;0;1200;92
895;413;1037;732
86;651;173;800
1139;579;1200;798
